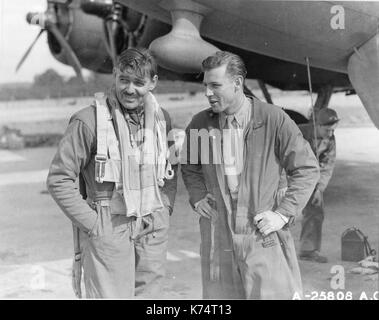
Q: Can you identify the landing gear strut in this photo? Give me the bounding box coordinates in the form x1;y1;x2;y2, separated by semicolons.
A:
257;80;273;104
314;85;333;112
243;84;258;99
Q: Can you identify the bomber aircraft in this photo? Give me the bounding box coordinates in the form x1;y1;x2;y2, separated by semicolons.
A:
16;0;379;128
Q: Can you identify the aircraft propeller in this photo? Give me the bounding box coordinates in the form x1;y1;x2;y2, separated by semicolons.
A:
81;0;147;67
102;2;146;67
103;2;122;66
15;1;84;82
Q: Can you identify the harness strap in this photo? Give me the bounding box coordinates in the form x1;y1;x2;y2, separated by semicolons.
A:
95;92;173;189
107;120;120;160
95;92;110;183
94;92;122;185
72;224;82;299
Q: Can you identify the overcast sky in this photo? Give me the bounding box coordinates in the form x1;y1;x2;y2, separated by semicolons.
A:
0;0;85;83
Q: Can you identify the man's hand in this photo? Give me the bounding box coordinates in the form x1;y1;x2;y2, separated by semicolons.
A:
253;210;286;237
311;188;323;207
194;194;217;220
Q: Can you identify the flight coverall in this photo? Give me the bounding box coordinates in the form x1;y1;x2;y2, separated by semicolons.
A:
298;124;336;253
181;97;320;299
47;101;177;298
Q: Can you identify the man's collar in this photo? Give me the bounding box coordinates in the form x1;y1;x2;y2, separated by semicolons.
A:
234;96;251;126
124;105;144;124
125;105;144;115
220;96;251;128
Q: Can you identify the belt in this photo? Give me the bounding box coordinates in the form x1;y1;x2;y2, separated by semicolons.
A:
86;197;111;209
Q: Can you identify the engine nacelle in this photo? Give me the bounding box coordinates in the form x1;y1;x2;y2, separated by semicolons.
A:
47;0;162;74
48;0;113;73
44;0;205;82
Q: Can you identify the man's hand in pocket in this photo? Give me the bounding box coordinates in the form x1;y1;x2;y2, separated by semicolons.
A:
194;194;217;220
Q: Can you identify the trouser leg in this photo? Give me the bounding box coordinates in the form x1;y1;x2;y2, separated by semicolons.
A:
80;207;135;299
134;207;170;298
199;216;244;299
300;197;325;253
233;229;302;300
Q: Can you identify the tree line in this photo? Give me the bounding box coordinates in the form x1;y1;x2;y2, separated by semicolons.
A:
0;69;205;101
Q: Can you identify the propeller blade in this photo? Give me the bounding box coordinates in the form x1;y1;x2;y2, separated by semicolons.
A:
105;20;120;66
15;29;45;73
47;23;84;82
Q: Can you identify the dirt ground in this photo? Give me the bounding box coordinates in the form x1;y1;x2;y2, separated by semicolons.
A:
0;92;378;300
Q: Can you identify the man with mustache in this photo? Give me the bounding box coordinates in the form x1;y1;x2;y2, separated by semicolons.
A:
47;48;177;298
181;51;320;299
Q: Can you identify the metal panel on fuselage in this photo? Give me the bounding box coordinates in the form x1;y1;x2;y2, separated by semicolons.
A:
121;0;379;73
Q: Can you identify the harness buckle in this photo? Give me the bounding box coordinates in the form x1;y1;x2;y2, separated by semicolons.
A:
164;162;174;180
95;154;107;183
74;252;82;262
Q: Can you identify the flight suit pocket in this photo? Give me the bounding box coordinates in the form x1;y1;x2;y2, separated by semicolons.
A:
245;123;266;162
103;159;121;183
148;206;170;244
133;206;170;244
152;206;170;231
90;206;129;239
109;191;126;215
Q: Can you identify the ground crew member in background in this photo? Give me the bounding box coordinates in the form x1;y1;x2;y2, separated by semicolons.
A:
298;108;339;263
181;51;320;299
47;48;177;298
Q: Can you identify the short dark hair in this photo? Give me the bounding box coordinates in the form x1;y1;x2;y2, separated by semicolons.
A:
115;48;157;79
202;51;247;80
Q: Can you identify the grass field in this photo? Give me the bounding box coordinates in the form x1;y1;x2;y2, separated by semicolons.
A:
0;90;374;139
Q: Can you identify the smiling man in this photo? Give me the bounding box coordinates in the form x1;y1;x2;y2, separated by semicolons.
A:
47;48;177;298
181;51;320;299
